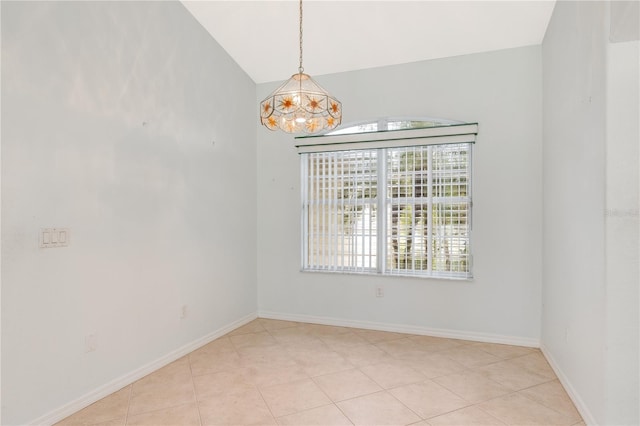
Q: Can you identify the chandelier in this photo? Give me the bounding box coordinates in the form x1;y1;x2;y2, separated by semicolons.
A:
259;0;342;134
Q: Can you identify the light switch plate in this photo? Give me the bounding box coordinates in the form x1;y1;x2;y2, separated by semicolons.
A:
40;228;70;248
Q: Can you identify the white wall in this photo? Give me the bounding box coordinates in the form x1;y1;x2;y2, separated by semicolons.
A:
605;38;639;425
542;1;639;424
257;46;543;344
1;2;257;424
541;2;607;422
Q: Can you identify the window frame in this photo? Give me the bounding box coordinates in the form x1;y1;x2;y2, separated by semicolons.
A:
297;121;477;280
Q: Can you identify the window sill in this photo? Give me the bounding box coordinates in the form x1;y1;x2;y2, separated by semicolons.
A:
300;268;474;281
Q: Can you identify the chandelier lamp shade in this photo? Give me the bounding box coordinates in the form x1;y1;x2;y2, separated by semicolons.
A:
259;0;342;134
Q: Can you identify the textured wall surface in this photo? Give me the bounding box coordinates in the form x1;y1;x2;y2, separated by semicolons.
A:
1;2;256;423
257;46;543;343
604;37;639;426
542;1;639;424
541;2;607;422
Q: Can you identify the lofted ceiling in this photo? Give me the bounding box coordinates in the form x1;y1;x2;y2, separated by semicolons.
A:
182;1;556;84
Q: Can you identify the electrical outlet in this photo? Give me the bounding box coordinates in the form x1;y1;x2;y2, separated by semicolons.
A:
180;305;188;319
85;333;97;353
375;286;384;298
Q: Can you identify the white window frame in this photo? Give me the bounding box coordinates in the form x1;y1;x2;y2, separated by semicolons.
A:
297;122;477;279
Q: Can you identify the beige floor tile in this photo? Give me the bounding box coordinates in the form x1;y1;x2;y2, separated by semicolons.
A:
134;358;191;392
230;330;279;350
433;371;512;403
389;380;469;419
519;380;582;422
189;348;243;377
401;352;468;379
271;332;327;349
55;386;131;426
507;351;556;379
439;346;503;368
276;404;353;426
239;362;310;388
237;345;297;368
335;343;394;367
427;406;506;425
128;378;195;416
360;361;426;389
259;378;332;417
408;335;468;353
376;338;425;357
268;326;315;342
355;329;407;343
193;369;257;401
259;318;299;330
125;402;200;425
280;337;332;352
475;360;554;391
88;419;125;426
477;393;576;425
229;319;267;336
337;391;421;425
290;348;354;377
93;419;125;426
192;336;236;355
319;331;369;351
393;349;439;364
128;358;196;416
198;389;276;425
470;342;535;359
313;368;382;402
302;323;353;335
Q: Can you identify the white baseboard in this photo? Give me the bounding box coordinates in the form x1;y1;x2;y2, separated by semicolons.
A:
258;310;540;348
30;312;258;426
540;344;597;426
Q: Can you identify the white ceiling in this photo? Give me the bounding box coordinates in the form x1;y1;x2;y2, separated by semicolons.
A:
182;1;556;84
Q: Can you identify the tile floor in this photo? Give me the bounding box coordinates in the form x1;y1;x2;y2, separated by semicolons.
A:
56;319;584;426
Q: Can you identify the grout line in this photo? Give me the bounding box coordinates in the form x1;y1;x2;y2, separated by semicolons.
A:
272;401;357;425
333;402;356;426
309;373;338;406
254;382;278;423
186;352;204;426
384;388;426;421
122;384;133;426
516;383;584;422
466;404;509;425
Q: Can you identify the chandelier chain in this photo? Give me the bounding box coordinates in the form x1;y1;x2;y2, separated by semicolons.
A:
298;0;304;73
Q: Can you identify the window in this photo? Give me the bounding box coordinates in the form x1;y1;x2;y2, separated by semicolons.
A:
298;120;476;279
326;117;462;135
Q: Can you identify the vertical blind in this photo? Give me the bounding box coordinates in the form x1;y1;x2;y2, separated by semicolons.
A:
301;143;473;279
384;144;472;277
302;150;379;272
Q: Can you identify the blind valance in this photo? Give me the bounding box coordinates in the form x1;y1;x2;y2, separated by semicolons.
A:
295;123;478;154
